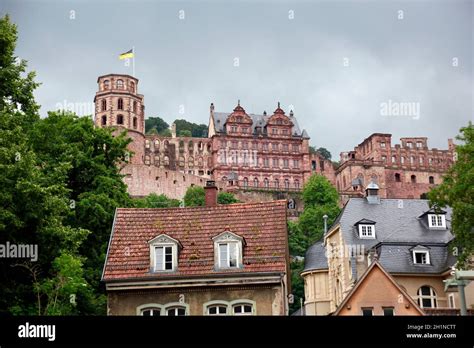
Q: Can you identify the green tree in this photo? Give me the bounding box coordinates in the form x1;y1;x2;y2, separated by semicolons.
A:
316;147;332;160
429;122;474;267
145;116;169;134
133;193;181;208
302;174;339;208
174;119;208;138
178;129;192;137
217;192;239;204
309;146;317;154
184;186;205;207
289;259;305;314
160;128;172;137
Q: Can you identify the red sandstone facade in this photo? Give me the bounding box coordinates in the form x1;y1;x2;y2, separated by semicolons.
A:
94;74;455;201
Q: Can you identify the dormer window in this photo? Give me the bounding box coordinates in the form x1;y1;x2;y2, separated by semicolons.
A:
355;219;376;239
413;250;430;265
428;214;446;228
148;234;181;272
212;231;245;269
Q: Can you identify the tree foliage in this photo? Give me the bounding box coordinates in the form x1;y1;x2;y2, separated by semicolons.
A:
183;186;239;207
428;122;474;268
217;192;240;205
145;116;169;135
174;119;208;138
133;193;181;208
316;147;332;160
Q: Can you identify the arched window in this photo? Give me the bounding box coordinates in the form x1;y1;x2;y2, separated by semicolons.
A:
117;114;124;125
164;140;169;150
179;156;185;167
395;173;401;182
133;117;137;129
103;80;110;90
264;178;269;188
294;179;300;189
164;156;170;166
130;81;135;93
417;286;437;308
188;156;194;168
253;178;259;188
118;98;123;110
139;306;161;316
243;177;248;188
188;141;194;152
411;175;417;183
284;179;290;190
429;176;434;184
101;115;107;126
198;156;203;167
166;306;187;316
116;79;124;89
401;156;405;164
101;99;107;111
410;156;415;164
133;101;137;113
154;156;160;167
154;139;160;150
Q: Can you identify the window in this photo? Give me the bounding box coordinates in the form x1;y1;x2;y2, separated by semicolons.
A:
218;243;238;268
413;250;430;264
401;156;405;164
448;294;455;309
294;180;300;189
133;101;137;113
141;307;161;316
382;155;387;162
282;129;289;135
264;178;269;188
358;224;375;239
293;159;300;169
380;142;386;148
416;141;423;148
419;157;424;164
242;127;248;134
383;307;394;316
233;304;253;315
272;143;278;151
273;158;279;168
283;144;289;152
207;305;227;316
263;158;269;167
283;159;289;168
155;246;173;270
242;141;248;149
417;286;437;308
179;156;185;168
253;178;259;188
154;156;160;167
429;158;433;165
272;128;278;135
395;173;401;182
407;142;413;148
116;79;124;89
103;80;110;89
410;156;415;164
130;81;135;93
101;99;107;111
411;175;416;183
230;126;237;133
101;115;107;126
428;214;446;228
274;179;279;189
243;177;248;188
284;179;290;189
362;308;373;316
117;114;124;125
133;117;137;129
391;155;396;163
292;144;299;152
429;176;434;184
164;156;170;166
188;156;194;168
166;307;186;316
232;141;237;149
118;98;123;110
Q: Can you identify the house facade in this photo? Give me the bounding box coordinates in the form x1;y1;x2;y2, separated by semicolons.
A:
302;183;474;315
102;182;291;316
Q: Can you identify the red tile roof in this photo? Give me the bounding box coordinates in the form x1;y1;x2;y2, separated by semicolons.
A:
102;200;289;281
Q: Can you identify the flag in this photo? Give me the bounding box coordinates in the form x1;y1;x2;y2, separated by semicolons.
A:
119;49;134;60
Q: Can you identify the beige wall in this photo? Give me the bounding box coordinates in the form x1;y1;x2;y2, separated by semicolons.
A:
302;270;330;315
394;275;449;309
107;285;285;316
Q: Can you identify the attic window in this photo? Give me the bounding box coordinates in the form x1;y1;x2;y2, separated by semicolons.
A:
413;250;430;265
428;214;445;228
358;225;375;239
213;231;245;269
148;234;181;272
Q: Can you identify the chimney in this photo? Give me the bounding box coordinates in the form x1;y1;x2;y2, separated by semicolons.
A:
365;181;380;204
205;180;218;207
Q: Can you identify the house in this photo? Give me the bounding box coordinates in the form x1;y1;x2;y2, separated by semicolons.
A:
102;181;291;315
302;182;474;315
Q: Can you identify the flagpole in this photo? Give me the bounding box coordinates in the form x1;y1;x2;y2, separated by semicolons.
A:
132;46;135;77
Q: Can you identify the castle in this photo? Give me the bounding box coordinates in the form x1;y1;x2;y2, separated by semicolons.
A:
94;74;456;202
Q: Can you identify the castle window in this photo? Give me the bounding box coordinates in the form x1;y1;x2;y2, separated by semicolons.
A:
283;159;289;168
188;156;194;168
145;140;150;148
103;80;110;89
101;99;107;111
276;119;283;125
272;143;278;151
419;157;424;164
263;158;269;167
101;115;107;126
358;224;375;239
232;141;237;149
118;98;123;110
417;286;437;308
154;140;160;149
253;178;259;188
294;180;300;189
311;160;316;170
416;141;423;148
383;307;394;316
401;156;405;164
293;159;299;169
242;141;248;149
362;308;373;316
410;156;415;164
283;144;289;152
252;142;258;150
380;142;386;148
213;231;244;269
264;178;269;188
274;179;279;189
154;156;160;167
117;114;124;125
272;128;278;135
428;214;445;228
272;158;279;168
243;177;248;188
236;116;243;123
292;144;299;152
130;81;135;93
391;155;396;163
429;158;433;165
413;250;429;264
188;141;194;151
242;127;248;134
116;79;124;89
164;156;170;166
395;173;401;182
179;156;185;168
231;126;237;133
263;143;268;151
284;179;290;190
198;156;203;167
133;117;137;129
133;101;137;113
382;155;387;162
407;142;413;148
429;176;434;184
411;175;416;183
145;155;150;165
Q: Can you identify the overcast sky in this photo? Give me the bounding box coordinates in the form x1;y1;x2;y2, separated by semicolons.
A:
2;0;473;157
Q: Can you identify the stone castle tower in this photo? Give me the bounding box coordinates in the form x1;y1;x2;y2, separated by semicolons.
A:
94;73;146;164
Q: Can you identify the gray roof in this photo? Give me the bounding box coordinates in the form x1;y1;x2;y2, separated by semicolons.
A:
306;198;455;274
303;241;328;272
212;111;303;137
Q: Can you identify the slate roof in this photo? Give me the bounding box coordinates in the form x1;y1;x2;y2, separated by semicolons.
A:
102;200;289;282
302;241;328;272
305;198;455;274
212;111;304;137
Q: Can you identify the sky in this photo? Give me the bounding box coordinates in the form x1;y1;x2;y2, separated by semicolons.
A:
2;0;473;158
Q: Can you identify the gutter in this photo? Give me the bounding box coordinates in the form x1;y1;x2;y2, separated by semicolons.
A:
101;208;118;281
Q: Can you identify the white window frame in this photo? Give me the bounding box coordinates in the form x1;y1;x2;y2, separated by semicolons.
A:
148;234;181;272
417;286;437;308
231;300;256;316
413;250;430;265
428;214;446;228
203;301;230;316
136;303;164;316
358;224;375;239
154;245;174;271
212;231;244;269
218;242;239;268
448;293;456;309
